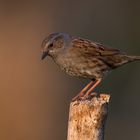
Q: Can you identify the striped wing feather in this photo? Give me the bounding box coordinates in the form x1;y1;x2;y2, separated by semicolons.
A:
72;38;123;56
72;38;126;68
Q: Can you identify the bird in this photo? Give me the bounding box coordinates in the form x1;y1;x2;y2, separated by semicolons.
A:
41;32;140;101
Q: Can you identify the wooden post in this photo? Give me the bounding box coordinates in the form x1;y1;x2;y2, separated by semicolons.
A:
67;94;110;140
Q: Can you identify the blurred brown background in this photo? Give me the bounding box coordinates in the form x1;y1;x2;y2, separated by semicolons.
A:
0;0;140;140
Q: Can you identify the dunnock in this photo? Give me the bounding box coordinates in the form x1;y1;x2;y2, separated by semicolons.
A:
41;32;140;100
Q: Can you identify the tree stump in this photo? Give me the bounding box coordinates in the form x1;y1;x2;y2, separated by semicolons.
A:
67;94;110;140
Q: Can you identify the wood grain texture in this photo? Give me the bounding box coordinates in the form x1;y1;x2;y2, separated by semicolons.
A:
67;94;110;140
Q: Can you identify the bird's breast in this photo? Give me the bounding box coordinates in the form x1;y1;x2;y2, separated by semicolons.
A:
53;53;108;79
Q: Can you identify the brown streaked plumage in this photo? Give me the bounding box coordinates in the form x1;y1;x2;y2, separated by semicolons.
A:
41;32;140;101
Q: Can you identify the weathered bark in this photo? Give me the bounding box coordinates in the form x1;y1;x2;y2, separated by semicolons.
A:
67;94;110;140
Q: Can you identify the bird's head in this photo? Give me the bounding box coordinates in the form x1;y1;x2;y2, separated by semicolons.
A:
41;32;71;60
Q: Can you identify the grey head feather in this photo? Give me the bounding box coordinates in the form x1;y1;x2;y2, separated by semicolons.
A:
41;32;72;51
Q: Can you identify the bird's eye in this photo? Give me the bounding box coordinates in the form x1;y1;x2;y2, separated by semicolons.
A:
48;43;53;48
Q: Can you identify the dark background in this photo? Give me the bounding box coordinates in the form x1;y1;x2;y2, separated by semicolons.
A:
0;0;140;140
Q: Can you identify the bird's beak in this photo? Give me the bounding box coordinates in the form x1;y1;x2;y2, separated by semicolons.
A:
41;51;48;60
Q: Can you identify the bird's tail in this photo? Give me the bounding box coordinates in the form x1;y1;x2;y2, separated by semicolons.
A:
112;55;140;69
127;55;140;61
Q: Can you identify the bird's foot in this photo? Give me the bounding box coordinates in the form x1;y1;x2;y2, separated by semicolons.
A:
83;92;98;100
72;92;97;102
72;92;84;102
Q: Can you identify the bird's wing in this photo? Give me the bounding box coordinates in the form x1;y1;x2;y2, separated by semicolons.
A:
72;38;124;56
72;38;127;68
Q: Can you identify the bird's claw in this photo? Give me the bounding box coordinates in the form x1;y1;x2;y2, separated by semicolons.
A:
72;92;97;102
